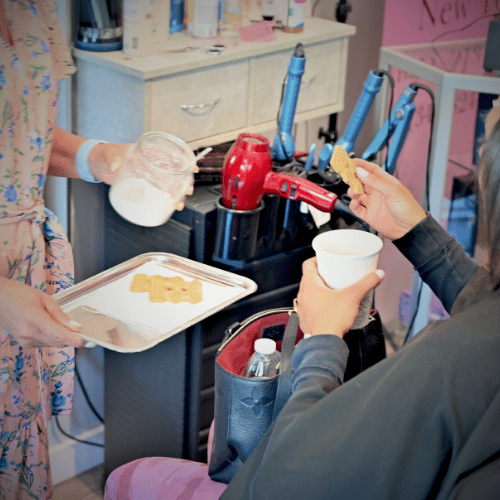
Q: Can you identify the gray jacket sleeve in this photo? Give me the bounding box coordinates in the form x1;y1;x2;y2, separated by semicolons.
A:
392;214;479;313
253;335;349;458
292;334;349;392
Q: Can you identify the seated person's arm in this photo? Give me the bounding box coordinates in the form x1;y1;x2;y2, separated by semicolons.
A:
349;160;479;314
392;214;478;312
258;261;383;450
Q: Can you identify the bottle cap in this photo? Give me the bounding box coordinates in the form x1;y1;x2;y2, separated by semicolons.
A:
254;338;276;355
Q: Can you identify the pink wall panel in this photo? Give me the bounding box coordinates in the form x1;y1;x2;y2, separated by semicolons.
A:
382;0;498;47
374;1;498;327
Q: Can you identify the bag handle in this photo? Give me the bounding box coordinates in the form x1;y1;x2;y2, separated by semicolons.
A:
272;311;300;419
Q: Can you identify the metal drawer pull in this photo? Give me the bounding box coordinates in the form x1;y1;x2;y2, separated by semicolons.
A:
301;75;316;90
181;98;220;116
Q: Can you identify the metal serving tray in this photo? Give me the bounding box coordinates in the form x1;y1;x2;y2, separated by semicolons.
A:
54;253;258;352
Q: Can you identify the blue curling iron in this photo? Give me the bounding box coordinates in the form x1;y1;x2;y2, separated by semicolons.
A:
361;85;417;174
317;71;418;177
336;70;385;154
272;43;306;162
316;70;385;177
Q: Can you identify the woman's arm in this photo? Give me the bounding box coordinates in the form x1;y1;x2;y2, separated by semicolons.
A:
48;126;86;178
48;126;129;184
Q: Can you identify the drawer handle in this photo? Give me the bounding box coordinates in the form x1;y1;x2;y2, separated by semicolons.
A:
301;75;316;90
181;98;220;116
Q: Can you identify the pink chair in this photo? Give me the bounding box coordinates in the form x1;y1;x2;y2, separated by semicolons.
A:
104;422;228;500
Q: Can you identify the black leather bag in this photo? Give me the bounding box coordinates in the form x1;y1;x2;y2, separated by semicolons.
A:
208;307;386;484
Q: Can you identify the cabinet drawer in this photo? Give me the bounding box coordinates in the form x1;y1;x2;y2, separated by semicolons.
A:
249;39;344;125
150;61;249;142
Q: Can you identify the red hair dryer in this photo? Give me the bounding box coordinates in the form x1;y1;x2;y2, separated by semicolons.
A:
214;133;338;267
221;133;337;211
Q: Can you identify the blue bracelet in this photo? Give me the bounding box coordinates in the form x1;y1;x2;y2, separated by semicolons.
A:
76;139;108;183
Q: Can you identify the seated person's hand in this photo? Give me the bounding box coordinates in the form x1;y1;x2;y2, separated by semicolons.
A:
0;278;86;348
296;257;384;337
348;159;427;240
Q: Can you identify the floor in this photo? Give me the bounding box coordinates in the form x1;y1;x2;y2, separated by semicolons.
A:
53;465;105;500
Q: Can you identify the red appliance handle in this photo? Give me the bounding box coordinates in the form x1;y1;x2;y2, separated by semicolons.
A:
262;172;338;212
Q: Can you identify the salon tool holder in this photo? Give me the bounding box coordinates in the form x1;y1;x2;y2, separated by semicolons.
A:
213;133;338;266
213;199;266;266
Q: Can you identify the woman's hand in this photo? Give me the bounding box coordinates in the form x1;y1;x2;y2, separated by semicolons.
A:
88;143;131;185
173;173;198;211
88;143;199;210
348;159;427;240
0;278;86;348
296;257;385;337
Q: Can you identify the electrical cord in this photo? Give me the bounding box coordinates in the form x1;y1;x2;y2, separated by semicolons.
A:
409;83;435;213
75;362;104;424
311;0;322;16
54;355;105;448
403;83;435;344
55;414;104;448
373;69;395;171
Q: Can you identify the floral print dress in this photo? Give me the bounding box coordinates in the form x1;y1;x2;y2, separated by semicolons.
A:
0;1;77;498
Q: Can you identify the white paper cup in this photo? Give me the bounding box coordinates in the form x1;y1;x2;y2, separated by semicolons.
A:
312;229;383;329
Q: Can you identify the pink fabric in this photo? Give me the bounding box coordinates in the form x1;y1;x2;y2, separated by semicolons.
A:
104;457;227;500
207;420;214;463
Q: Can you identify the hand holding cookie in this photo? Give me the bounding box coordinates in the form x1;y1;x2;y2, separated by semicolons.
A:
348;159;427;240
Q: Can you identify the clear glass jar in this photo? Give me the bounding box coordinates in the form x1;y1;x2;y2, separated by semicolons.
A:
109;132;195;227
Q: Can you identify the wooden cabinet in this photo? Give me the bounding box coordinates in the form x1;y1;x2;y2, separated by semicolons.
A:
249;38;345;125
72;17;355;150
150;60;250;142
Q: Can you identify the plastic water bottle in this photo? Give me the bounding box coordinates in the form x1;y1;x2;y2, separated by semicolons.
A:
242;339;281;379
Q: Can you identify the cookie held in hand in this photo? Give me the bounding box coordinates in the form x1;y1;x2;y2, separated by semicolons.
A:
330;145;364;195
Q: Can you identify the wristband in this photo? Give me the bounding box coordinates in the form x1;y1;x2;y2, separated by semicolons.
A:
76;139;108;183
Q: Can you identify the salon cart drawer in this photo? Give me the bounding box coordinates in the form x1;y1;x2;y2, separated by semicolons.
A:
150;61;249;143
73;17;354;149
249;39;346;126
